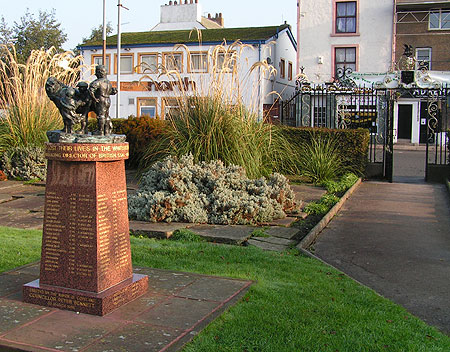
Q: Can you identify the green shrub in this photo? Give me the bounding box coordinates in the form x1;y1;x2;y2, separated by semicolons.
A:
128;154;297;225
304;194;339;215
141;96;298;179
297;134;344;183
113;116;166;168
281;127;370;176
170;229;205;242
1;146;46;181
322;173;359;194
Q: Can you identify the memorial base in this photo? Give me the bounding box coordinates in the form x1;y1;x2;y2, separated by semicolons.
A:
23;274;148;316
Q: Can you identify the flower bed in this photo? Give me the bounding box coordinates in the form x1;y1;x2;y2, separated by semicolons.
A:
128;154;297;225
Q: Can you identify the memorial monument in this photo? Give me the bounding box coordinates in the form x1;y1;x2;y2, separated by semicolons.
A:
23;66;148;316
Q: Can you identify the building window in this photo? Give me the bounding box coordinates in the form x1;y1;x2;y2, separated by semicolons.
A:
280;58;286;79
163;98;181;120
288;62;293;81
138;53;158;73
92;54;110;74
416;48;432;70
335;47;356;76
429;10;450;30
215;51;236;72
114;54;134;74
189;52;208;73
137;98;157;118
163;52;183;72
336;1;357;33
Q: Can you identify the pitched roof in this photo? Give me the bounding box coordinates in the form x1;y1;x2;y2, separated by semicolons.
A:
80;24;291;47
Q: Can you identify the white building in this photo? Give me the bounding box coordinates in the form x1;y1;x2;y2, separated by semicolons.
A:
79;1;297;120
298;0;394;83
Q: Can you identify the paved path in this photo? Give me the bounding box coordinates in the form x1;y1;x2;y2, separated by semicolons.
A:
313;181;450;334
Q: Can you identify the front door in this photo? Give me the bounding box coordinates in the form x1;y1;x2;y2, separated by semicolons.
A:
397;104;413;140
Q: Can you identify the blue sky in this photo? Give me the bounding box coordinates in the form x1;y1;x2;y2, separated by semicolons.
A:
1;0;297;50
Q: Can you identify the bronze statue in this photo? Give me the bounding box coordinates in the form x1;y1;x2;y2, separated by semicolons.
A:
88;65;117;136
45;64;117;136
45;77;85;134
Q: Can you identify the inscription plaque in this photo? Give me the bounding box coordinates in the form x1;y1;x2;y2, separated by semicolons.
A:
23;142;148;316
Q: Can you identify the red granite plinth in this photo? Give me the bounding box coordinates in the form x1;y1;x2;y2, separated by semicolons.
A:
23;274;148;316
23;142;148;316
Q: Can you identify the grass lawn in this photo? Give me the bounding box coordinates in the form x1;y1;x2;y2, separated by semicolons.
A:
1;227;449;351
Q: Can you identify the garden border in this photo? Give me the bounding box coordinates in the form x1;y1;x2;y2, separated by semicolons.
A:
296;178;362;250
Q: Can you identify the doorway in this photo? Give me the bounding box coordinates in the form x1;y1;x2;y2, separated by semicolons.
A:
397;104;412;140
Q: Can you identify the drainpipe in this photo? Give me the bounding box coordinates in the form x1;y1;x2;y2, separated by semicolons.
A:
392;0;397;71
258;42;262;121
116;0;122;119
297;0;300;76
102;0;106;65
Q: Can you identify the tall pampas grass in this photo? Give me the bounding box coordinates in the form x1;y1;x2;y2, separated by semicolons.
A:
139;40;297;179
0;46;83;152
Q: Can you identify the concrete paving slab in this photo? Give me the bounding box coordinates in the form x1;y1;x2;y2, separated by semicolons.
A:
2;310;124;352
264;226;300;240
0;264;252;352
265;217;297;227
0;272;38;298
187;224;255;245
1;197;45;211
0;194;13;204
0;299;52;335
0;212;43;230
176;277;250;302
290;184;326;204
251;236;296;246
135;296;220;329
83;323;181;352
247;239;289;252
129;221;189;239
313;181;450;334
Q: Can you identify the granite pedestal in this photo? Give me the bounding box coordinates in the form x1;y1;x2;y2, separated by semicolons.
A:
23;141;148;316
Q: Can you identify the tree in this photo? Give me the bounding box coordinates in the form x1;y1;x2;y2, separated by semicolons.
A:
82;22;114;44
10;9;67;63
73;22;114;55
0;16;13;45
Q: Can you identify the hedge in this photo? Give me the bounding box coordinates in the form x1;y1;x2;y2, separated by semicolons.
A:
280;126;370;176
88;116;167;168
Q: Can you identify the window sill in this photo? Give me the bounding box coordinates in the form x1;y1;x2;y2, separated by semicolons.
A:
330;32;360;37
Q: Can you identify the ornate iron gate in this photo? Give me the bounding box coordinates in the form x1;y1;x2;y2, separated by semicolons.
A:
280;84;450;182
280;83;394;180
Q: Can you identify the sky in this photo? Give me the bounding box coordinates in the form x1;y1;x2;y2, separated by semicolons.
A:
1;0;297;50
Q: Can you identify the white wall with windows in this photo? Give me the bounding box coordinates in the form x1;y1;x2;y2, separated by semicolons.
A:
81;27;296;119
298;0;394;83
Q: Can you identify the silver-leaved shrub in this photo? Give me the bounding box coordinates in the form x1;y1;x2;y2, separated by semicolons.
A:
128;154;297;224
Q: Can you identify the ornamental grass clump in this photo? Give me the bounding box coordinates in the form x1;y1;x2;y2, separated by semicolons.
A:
0;46;83;153
139;41;297;179
128;154;297;225
298;133;346;184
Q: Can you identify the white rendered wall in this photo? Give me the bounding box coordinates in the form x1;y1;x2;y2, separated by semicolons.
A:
152;3;202;31
299;0;393;83
160;3;201;24
81;30;296;119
